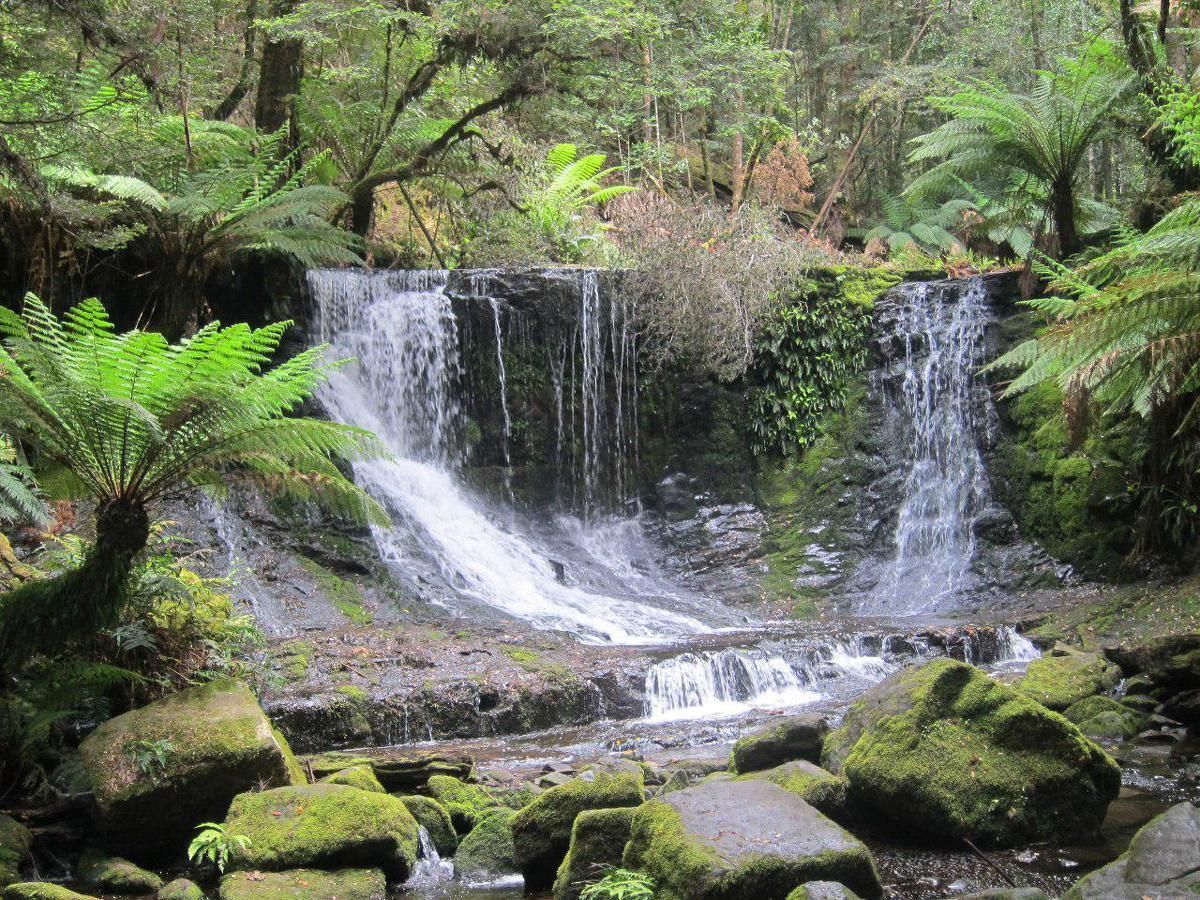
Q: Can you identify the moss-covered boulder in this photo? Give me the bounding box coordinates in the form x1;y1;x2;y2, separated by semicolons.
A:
822;659;1120;847
785;883;861;900
217;867;386;900
739;760;849;821
730;714;829;774
304;753;472;793
78;679;300;855
0;816;31;888
397;796;457;856
2;886;96;900
511;768;643;891
453;809;517;883
158;878;205;900
1062;696;1147;741
1063;801;1200;898
552;807;636;900
223;783;419;882
320;765;384;793
623;779;882;899
1014;652;1120;711
76;849;163;894
425;775;496;834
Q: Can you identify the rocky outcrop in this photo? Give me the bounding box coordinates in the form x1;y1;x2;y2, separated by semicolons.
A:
1014;651;1120;711
76;849;163;894
786;884;863;900
1063;801;1200;898
454;809;518;882
553;807;636;900
217;868;387;900
729;714;829;773
0;816;31;888
823;658;1120;847
78;679;300;855
623;779;882;899
223;784;419;882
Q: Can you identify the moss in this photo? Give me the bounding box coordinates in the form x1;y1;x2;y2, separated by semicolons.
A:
1062;695;1146;740
790;599;820;619
271;639;314;682
2;885;97;900
511;769;645;891
826;658;1120;847
502;646;543;669
297;557;372;626
740;761;849;821
217;867;386;900
321;764;384;793
397;795;457;856
455;808;517;880
552;807;636;900
0;816;31;887
1014;653;1120;711
224;783;419;882
76;849;163;894
785;883;862;900
158;879;205;900
426;775;498;834
622;800;719;897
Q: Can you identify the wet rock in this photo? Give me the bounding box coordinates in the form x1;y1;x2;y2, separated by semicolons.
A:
217;867;386;900
1063;801;1200;898
158;879;205;900
729;713;829;774
76;849;163;895
1160;688;1200;723
426;775;498;834
785;884;862;900
0;816;31;888
553;807;636;900
1104;634;1200;688
511;768;644;891
1062;696;1147;741
954;891;1048;899
223;783;419;882
623;779;882;899
823;658;1120;847
320;764;384;793
396;796;457;856
2;886;97;900
739;760;849;822
454;809;518;882
1013;651;1120;711
78;679;301;855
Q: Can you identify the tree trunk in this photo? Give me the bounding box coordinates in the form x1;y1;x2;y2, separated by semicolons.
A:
255;0;302;145
1052;180;1080;258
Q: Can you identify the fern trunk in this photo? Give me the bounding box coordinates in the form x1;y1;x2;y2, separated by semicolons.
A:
1052;180;1080;258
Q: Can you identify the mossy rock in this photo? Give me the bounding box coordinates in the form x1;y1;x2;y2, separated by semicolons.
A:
0;816;31;888
823;658;1120;848
217;867;386;900
453;809;517;883
785;883;862;900
623;779;882;899
1014;653;1120;711
78;679;300;855
303;752;472;792
76;849;163;894
739;761;849;822
730;714;829;774
2;886;96;900
1062;696;1147;741
552;807;636;900
224;783;419;882
320;765;384;793
511;768;644;891
397;796;457;856
1063;801;1200;898
425;775;497;834
158;879;205;900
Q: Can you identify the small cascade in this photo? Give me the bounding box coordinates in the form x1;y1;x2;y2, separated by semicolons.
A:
867;278;993;614
995;625;1040;663
644;648;822;722
404;827;454;887
489;296;513;476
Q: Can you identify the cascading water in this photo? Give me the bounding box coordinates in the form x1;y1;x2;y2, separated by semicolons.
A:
308;269;716;644
644;648;823;722
865;278;992;614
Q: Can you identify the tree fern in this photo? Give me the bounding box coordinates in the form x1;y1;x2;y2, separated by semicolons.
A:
0;295;386;668
865;195;974;255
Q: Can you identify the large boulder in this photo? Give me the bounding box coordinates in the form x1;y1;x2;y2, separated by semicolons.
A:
158;879;205;900
303;752;473;792
823;658;1120;847
1013;652;1119;711
552;807;636;900
739;760;849;821
511;766;644;891
453;809;518;883
218;868;386;900
397;796;457;856
0;816;31;887
1104;634;1200;688
729;714;829;774
78;679;301;855
1063;801;1200;898
223;783;419;882
320;765;384;793
623;778;882;899
1062;696;1146;741
76;849;163;894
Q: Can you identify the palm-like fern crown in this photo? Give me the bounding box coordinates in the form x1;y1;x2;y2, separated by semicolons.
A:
865;194;975;253
0;295;387;521
528;144;635;231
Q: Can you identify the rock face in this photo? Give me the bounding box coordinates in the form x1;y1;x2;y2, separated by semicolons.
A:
223;783;419;882
397;796;457;856
218;868;387;900
729;714;829;774
78;679;300;855
454;809;518;882
1014;652;1120;711
76;849;163;894
823;658;1120;847
623;779;882;899
1063;801;1200;898
511;767;644;891
0;816;31;888
553;807;636;900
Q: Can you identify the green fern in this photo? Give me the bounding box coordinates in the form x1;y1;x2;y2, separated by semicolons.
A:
525;143;635;249
865;195;974;255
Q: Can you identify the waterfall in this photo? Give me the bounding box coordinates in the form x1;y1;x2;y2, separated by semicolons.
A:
308;269;716;644
643;648;822;722
996;625;1040;663
404;826;454;886
866;278;992;614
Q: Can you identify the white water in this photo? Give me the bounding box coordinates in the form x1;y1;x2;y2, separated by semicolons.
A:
867;279;992;614
644;648;823;722
308;269;714;644
405;826;454;887
996;625;1040;664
